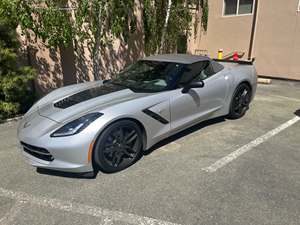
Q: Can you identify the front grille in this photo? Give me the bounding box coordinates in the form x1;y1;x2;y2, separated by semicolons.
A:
21;142;54;162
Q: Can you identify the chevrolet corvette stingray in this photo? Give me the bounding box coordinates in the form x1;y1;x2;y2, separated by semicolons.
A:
17;54;257;173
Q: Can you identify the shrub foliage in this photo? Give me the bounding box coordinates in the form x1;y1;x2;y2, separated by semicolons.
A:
0;0;36;120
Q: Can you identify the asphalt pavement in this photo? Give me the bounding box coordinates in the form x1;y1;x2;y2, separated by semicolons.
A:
0;80;300;225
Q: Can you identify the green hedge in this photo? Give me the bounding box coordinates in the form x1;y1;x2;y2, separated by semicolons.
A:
0;0;36;121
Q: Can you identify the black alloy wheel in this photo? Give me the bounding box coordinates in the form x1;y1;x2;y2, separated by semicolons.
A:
93;120;143;173
227;83;252;119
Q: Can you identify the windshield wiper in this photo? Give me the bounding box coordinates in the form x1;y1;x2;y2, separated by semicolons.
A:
111;81;162;93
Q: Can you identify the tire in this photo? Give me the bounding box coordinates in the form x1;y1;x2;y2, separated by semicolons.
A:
227;83;252;119
93;120;143;173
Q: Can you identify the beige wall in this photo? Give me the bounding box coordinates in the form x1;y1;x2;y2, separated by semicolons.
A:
254;0;300;80
27;40;64;95
24;0;300;93
188;0;253;59
188;0;300;80
25;0;144;96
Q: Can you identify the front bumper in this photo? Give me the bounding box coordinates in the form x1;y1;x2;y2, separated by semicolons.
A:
21;148;93;173
19;141;94;173
17;112;96;173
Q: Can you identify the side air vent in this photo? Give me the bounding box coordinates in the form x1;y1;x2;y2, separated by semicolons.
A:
142;109;169;124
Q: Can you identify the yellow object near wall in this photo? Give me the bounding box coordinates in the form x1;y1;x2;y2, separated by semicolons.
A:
218;49;223;59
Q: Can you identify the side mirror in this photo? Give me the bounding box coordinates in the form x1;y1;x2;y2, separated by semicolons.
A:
182;81;205;93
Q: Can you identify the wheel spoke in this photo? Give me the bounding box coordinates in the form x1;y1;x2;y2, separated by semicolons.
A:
122;149;135;158
234;105;240;111
104;143;114;148
123;144;137;153
244;94;251;105
112;154;122;167
241;89;248;97
126;132;137;144
119;127;125;142
123;144;133;150
125;130;135;141
237;105;244;114
103;146;114;153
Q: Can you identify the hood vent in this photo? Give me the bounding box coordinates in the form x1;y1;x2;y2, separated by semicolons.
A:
54;84;126;109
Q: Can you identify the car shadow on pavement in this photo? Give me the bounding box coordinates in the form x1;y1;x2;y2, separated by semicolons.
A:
35;117;226;178
295;109;300;117
36;168;98;179
143;116;226;156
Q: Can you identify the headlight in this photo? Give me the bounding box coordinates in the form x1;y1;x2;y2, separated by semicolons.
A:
50;112;103;137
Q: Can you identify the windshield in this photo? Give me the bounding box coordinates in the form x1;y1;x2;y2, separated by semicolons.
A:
112;60;182;92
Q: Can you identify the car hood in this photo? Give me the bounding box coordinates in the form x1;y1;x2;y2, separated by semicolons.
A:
26;81;150;123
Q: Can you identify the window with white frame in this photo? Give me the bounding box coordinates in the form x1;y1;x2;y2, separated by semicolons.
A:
298;0;300;11
224;0;254;16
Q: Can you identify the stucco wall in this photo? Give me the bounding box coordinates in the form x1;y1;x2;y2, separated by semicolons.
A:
25;0;144;96
254;0;300;80
188;0;300;80
27;39;64;95
188;0;253;59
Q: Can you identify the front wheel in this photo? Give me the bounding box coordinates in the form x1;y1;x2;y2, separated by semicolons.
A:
93;120;143;173
227;83;252;119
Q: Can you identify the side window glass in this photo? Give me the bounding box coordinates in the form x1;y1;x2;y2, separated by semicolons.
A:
199;62;215;80
179;62;208;85
211;60;224;73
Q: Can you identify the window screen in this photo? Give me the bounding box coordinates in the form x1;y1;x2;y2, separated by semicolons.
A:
224;0;254;16
239;0;254;14
224;0;238;15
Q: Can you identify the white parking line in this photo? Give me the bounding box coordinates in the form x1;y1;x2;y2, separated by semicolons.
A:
0;200;26;225
160;142;181;152
255;95;300;103
270;94;300;103
202;116;300;173
0;187;182;225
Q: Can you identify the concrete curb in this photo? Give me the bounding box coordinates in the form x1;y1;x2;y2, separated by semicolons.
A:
258;78;272;84
0;115;23;124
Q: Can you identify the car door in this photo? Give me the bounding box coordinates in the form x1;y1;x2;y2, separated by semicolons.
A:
170;61;229;132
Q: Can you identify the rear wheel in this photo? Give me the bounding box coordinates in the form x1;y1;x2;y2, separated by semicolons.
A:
227;83;252;119
93;120;143;173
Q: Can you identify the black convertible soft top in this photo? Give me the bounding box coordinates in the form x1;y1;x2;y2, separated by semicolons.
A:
143;54;211;64
143;54;225;74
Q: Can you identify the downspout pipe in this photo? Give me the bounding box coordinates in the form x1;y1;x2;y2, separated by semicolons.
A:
248;0;259;60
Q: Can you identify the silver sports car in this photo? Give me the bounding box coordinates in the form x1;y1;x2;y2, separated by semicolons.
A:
17;54;257;174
